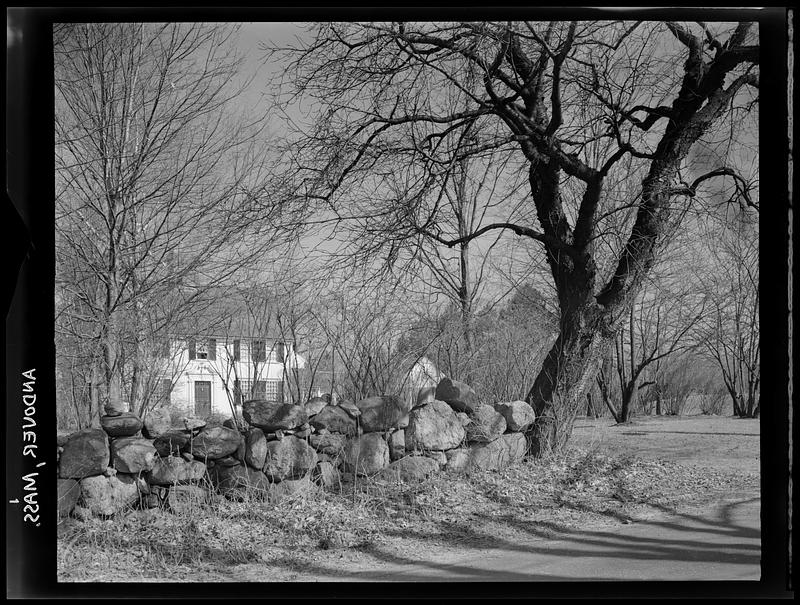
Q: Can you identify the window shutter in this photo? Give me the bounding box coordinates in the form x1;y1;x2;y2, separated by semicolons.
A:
254;340;265;362
234;378;241;405
208;338;216;361
276;341;286;362
188;339;196;360
233;339;240;361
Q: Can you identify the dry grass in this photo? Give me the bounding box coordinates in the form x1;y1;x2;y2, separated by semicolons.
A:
58;433;758;583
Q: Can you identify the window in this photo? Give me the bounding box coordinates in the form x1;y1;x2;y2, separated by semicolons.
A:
189;338;216;361
252;380;267;399
232;379;282;403
237;379;252;401
265;380;283;402
233;339;241;361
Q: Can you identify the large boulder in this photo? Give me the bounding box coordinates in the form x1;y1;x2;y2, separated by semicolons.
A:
242;400;308;432
104;397;128;417
493;400;536;432
355;395;410;433
78;473;145;516
59;429;109;479
179;416;207;433
463;433;527;472
434;377;479;413
142;407;172;438
223;417;244;430
309;406;358;436
110;437;158;474
57;478;80;518
337;400;362;419
305;397;328;417
234;435;247;463
244;428;268;469
187;426;243;460
146;456;206;486
309;431;347;457
465;404;507;444
208;463;273;499
387;429;405;461
343;433;389;476
100;413;143;438
263;436;318;481
57;431;72;447
405;400;466;452
376;455;438;483
152;430;190;457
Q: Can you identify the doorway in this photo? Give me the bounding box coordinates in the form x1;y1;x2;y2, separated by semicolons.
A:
194;380;212;417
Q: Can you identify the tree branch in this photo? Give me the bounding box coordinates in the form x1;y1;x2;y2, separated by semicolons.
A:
670;167;758;211
417;221;578;260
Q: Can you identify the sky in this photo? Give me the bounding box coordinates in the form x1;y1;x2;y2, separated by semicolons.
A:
50;19;760;319
234;22;310;130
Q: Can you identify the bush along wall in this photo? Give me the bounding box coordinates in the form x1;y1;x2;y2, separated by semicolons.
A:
56;377;536;520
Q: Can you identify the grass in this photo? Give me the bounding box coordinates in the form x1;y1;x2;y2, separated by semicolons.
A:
57;439;758;582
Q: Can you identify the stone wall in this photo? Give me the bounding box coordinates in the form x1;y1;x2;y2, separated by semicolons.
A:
57;378;536;519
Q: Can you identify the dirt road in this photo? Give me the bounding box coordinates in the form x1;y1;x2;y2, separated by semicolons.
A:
219;492;759;582
218;415;762;583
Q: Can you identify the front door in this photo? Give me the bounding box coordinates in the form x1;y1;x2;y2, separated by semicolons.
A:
194;381;212;417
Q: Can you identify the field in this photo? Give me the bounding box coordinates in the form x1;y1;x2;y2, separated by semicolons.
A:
57;414;760;583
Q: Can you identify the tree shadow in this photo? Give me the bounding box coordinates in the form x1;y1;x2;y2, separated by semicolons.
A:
252;497;760;582
617;430;759;437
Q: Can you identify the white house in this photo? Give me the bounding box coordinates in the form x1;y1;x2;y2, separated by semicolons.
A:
159;335;305;418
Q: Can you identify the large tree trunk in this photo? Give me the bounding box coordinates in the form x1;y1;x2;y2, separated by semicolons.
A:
526;304;613;457
619;381;638;424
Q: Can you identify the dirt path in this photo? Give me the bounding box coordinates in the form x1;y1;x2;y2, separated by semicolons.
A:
219;415;761;582
224;494;759;582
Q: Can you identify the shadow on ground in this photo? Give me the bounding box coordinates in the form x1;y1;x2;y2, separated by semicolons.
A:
251;497;760;582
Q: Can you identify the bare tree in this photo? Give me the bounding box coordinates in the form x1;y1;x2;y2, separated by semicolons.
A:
695;212;759;417
266;20;758;455
597;283;704;423
310;291;422;403
55;23;281;424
